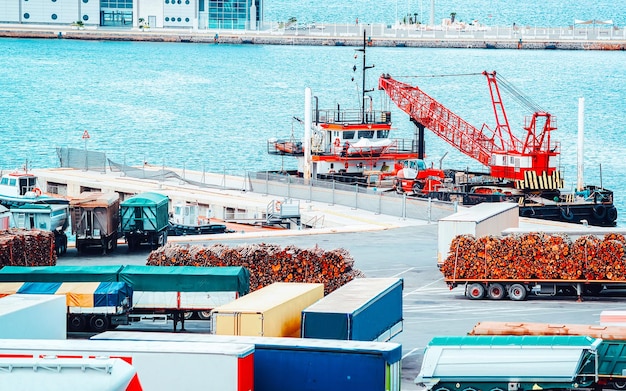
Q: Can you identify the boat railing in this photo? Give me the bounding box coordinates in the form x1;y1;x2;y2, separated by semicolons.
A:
315;138;416;156
314;109;391;125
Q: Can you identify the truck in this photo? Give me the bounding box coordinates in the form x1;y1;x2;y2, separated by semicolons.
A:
118;265;250;330
70;191;120;254
301;277;403;341
0;294;66;339
119;192;169;251
416;335;626;391
0;281;133;332
211;282;324;337
9;203;69;255
0;338;254;391
0;265;250;331
93;331;403;391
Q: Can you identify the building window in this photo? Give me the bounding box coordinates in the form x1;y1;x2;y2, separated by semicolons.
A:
23;13;30;19
185;17;190;22
165;17;169;21
83;0;89;3
51;14;58;20
177;17;181;22
83;15;89;21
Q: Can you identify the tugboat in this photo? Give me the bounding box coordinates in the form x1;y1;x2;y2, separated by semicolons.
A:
267;32;617;227
268;31;421;186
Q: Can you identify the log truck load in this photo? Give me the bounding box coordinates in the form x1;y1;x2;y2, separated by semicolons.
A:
440;232;626;300
378;72;617;227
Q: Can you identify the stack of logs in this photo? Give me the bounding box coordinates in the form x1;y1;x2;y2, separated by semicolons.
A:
441;233;626;281
147;243;365;294
0;229;57;267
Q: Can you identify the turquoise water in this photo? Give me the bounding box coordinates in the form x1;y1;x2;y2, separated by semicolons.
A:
264;0;626;27
0;37;624;224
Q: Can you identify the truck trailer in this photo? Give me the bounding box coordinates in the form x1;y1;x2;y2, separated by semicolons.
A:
212;282;324;337
0;338;254;391
120;192;169;251
0;281;133;332
70;191;120;254
0;265;250;331
93;331;403;391
301;277;403;341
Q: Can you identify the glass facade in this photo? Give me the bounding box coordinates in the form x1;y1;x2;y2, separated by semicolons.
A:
207;0;260;29
101;0;133;8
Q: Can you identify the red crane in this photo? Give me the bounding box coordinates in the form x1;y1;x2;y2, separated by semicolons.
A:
378;72;561;189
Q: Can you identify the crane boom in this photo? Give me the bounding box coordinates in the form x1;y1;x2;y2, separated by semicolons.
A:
378;73;560;185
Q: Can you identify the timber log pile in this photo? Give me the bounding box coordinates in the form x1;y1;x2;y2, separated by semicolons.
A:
441;233;626;281
147;243;365;294
0;229;56;267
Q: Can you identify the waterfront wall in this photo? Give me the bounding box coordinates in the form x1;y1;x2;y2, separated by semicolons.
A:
0;23;624;50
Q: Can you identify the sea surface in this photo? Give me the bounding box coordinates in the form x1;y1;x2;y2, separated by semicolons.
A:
263;0;626;27
0;30;624;225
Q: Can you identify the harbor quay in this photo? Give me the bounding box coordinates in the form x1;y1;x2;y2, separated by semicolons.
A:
0;22;625;50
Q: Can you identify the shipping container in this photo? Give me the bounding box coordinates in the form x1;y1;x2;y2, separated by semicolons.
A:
437;203;518;265
9;203;70;255
0;294;66;339
119;192;169;251
212;282;324;337
0;338;255;391
70;191;120;254
93;331;403;391
301;277;403;341
0;281;133;332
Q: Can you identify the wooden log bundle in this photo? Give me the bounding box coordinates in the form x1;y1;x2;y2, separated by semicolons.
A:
442;233;626;281
0;229;57;267
146;243;365;294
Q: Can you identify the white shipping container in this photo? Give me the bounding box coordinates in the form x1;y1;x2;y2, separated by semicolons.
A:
0;294;66;339
0;339;255;391
438;203;518;265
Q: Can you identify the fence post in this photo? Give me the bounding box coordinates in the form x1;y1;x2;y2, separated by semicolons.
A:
353;184;358;210
330;180;335;206
402;193;407;220
428;197;432;223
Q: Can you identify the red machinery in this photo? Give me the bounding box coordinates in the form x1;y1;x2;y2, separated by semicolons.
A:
378;72;562;189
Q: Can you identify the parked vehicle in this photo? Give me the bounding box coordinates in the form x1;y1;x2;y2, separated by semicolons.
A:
120;192;169;251
0;281;133;332
211;282;324;337
301;277;403;341
0;265;250;331
9;203;69;255
0;338;254;391
93;331;403;391
70;192;120;254
416;335;626;391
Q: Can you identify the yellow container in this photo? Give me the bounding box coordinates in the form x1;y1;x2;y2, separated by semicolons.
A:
212;282;324;337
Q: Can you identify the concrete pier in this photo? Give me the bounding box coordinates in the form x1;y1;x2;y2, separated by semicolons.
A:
0;23;624;50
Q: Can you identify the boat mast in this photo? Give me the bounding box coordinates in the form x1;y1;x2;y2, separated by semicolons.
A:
358;30;374;124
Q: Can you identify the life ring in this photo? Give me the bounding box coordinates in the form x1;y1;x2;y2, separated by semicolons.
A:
334;138;341;147
592;204;607;220
344;162;349;169
33;187;42;196
275;201;281;212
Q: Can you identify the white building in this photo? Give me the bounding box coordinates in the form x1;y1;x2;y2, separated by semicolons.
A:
0;0;263;30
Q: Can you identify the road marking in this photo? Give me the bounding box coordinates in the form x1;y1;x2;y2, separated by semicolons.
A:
402;347;422;360
391;267;416;277
403;278;445;297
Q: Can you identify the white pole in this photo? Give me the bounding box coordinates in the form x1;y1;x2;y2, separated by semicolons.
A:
304;87;312;184
577;97;584;191
430;0;435;26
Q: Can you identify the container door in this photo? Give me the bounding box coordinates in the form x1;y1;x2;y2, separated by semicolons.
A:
214;312;241;336
240;313;263;336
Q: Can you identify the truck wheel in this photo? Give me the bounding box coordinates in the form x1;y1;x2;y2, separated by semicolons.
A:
197;311;212;320
508;284;527;301
68;314;86;332
613;381;626;389
183;311;194;320
89;315;110;332
487;283;505;300
466;283;485;300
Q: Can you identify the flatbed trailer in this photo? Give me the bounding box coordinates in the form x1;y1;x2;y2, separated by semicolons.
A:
445;278;626;301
